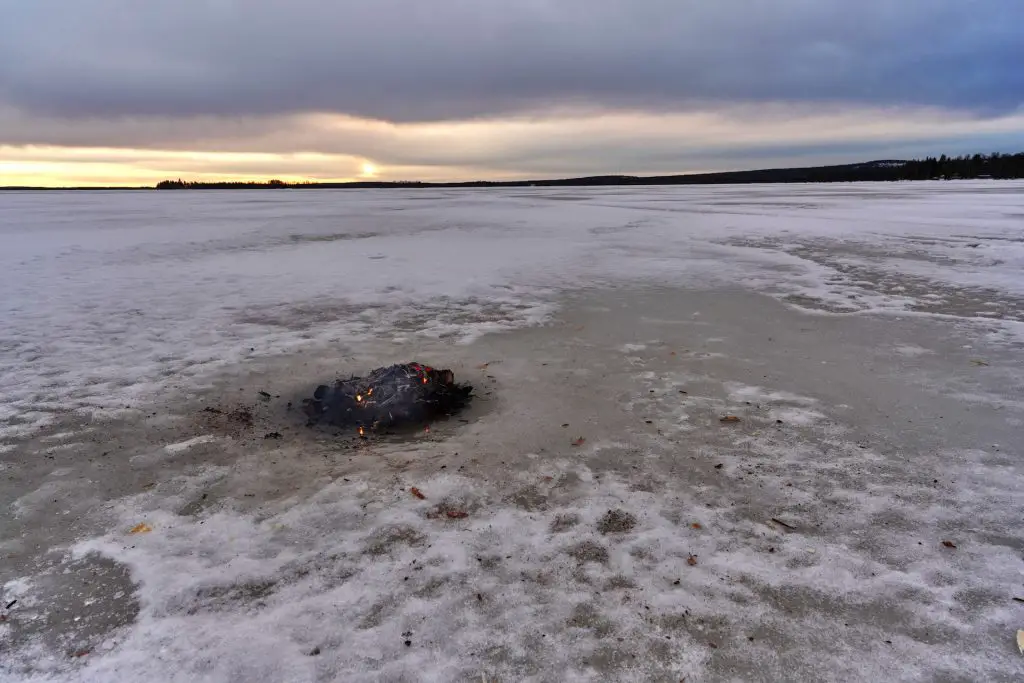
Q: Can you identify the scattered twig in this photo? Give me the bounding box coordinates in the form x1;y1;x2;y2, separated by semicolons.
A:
1012;597;1024;604
771;517;796;530
410;487;426;500
571;437;586;447
942;540;957;549
5;600;16;609
720;415;741;423
446;509;469;519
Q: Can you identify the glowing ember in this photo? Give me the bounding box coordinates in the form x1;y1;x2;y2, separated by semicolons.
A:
358;426;365;437
356;394;362;402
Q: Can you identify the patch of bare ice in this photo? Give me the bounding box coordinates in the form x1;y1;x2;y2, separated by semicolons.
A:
893;344;933;357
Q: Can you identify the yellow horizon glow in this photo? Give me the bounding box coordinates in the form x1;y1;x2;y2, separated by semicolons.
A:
0;148;370;187
0;145;525;187
0;144;511;187
0;163;359;188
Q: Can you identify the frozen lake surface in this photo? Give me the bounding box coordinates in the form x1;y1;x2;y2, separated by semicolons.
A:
2;183;1024;436
1;183;1023;681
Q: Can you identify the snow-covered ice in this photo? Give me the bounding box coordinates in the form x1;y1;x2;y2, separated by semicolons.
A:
2;182;1024;681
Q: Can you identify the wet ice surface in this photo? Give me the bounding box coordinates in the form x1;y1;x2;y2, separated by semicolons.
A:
2;183;1024;681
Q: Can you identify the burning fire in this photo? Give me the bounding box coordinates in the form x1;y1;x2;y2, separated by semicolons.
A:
358;426;365;437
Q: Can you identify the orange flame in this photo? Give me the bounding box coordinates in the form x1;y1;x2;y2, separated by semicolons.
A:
358;426;365;436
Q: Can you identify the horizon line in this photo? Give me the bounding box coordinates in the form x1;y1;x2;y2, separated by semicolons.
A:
2;151;1022;190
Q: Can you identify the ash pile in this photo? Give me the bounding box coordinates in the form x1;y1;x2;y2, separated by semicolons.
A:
302;362;473;434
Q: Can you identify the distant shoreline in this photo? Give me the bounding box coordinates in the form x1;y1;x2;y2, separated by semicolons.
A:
3;152;1021;191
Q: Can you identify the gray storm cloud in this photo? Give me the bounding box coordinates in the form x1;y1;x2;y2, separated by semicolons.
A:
1;0;1022;125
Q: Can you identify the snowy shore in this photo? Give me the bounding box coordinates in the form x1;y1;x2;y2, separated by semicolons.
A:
2;183;1023;681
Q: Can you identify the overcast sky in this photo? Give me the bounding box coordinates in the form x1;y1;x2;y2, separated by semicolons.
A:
1;0;1022;185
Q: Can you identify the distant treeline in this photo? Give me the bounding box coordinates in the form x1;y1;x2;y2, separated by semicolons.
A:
113;151;1024;190
892;152;1024;181
3;152;1022;193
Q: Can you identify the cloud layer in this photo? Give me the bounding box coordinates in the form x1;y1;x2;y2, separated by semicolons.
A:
4;0;1023;121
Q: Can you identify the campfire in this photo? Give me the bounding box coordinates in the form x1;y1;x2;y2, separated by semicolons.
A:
303;362;473;434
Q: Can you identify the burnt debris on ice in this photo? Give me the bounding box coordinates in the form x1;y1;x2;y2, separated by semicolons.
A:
302;362;473;433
